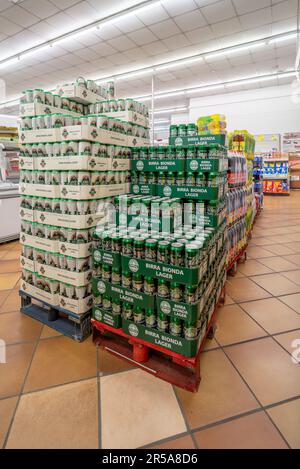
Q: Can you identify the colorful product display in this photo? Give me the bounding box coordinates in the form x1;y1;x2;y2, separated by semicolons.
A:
263;158;290;195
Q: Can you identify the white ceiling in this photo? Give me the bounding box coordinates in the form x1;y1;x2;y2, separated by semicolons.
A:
0;0;298;117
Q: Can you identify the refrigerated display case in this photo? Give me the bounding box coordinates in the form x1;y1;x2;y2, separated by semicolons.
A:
0;142;21;242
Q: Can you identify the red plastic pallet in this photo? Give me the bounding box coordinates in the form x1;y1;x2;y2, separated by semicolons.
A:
92;286;226;393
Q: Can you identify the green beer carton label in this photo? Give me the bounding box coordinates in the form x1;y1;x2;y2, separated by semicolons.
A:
169;134;226;146
132;159;185;172
122;319;200;358
157;297;205;323
92;249;121;268
121;256;202;285
186;158;228;173
156;184;220;200
130;184;157;196
93;306;122;329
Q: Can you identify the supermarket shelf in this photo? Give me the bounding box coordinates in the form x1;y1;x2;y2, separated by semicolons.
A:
226;245;248;273
92;286;226;393
263;158;289;162
263;175;289;180
263;192;290;196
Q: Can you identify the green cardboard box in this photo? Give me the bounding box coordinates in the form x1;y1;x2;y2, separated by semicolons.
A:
130;184;157;196
169;134;226;146
92;278;156;309
122;319;201;358
186;158;228;173
121;255;203;285
92;249;121;268
92;306;122;329
131;159;185;172
156;184;221;200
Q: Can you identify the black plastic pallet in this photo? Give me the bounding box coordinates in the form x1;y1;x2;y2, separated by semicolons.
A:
20;290;92;342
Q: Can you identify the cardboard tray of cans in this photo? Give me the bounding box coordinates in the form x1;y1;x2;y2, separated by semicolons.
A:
121;255;206;286
92;278;156;309
93;306;122;329
29;156;110;171
20;233;92;259
36;263;92;287
121;318;202;358
93;249;121;269
169;134;227;146
127;136;150;148
21;281;59;306
20;102;81;118
102;111;149;128
20;183;129;200
156;184;222;201
116;213;182;233
22;209;105;229
200;211;227;228
131;158;228;173
57;84;106;105
130;184;157;196
20;256;35;272
59;295;93;316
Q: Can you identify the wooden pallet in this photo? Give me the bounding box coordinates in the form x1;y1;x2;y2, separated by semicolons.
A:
92;287;226;393
20;290;92;342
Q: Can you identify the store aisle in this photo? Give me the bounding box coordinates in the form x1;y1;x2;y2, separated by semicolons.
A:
0;193;300;449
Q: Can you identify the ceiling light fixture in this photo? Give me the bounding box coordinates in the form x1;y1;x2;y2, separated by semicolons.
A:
204;42;266;60
155;56;203;71
186;84;225;94
268;33;298;44
116;68;154;81
153;107;188;114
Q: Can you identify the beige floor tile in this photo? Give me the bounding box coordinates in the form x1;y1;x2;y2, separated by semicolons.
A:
263;244;296;256
281;270;300;286
247;246;278;259
267;399;300;449
286;233;300;242
280;293;300;314
285;242;300;253
0;397;18;449
176;349;258;429
0;289;21;314
258;256;299;273
263;235;295;244
215;304;267;346
0;343;35;399
0;290;10;309
226;277;271;303
250;273;300;296
1;251;21;261
40;325;62;339
282;254;300;267
6;379;98;449
24;336;97;393
98;348;136;376
202;338;219;351
148;435;195;449
101;369;186;449
194;412;288;449
252;238;278;246
273;330;300;358
237;259;273;276
0;273;21;291
241;298;300;334
226;338;300;406
0;260;21;274
224;294;235;305
0;312;42;345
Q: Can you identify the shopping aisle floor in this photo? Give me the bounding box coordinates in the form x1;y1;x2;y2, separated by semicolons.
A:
0;193;300;449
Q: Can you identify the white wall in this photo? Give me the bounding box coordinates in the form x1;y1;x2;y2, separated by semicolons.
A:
185;84;300;135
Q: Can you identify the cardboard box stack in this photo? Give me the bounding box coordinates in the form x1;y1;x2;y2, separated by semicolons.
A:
92;131;228;358
19;79;149;321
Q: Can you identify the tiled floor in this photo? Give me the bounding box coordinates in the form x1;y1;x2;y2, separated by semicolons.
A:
0;194;300;449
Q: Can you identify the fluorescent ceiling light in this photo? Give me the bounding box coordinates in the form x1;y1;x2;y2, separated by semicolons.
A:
269;33;297;44
155;56;203;71
116;68;154;80
186;84;224;94
53;26;98;46
153;107;188;114
226;75;278;87
0;57;19;69
0;100;19;109
154;119;170;123
20;45;52;59
277;71;297;79
155;91;185;99
0;114;18;119
205;42;265;60
102;0;162;27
